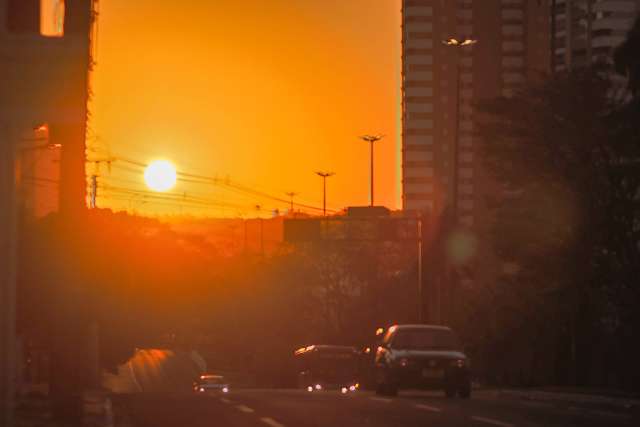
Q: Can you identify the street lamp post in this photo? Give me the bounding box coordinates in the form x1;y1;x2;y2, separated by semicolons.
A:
441;37;477;325
359;135;384;207
315;171;334;216
442;38;477;223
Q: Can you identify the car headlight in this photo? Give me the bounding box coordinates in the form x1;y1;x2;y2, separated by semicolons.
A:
222;387;229;393
199;387;205;392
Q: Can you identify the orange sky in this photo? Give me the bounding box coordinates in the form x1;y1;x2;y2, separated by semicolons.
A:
89;0;401;217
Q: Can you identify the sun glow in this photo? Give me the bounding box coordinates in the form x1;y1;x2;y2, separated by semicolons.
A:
144;160;177;192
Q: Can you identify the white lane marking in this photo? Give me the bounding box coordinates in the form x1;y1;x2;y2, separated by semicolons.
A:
415;403;442;412
369;397;393;403
127;361;143;392
567;406;632;419
471;416;515;427
260;417;286;427
220;397;231;404
235;405;255;413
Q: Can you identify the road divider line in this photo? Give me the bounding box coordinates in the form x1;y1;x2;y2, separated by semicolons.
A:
471;416;515;427
220;398;231;404
127;361;143;392
567;407;631;419
369;397;393;403
415;404;441;412
260;417;285;427
235;405;254;413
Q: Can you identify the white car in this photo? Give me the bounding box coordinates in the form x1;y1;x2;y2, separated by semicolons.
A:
193;374;230;394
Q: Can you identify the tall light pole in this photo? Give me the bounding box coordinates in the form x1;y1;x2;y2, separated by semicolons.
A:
442;38;477;220
359;134;384;206
315;171;334;216
441;37;477;325
285;191;298;213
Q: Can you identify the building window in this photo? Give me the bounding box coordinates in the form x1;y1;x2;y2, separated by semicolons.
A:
501;9;524;20
502;57;525;67
502;25;524;36
7;0;65;36
502;72;525;84
40;0;65;37
460;184;474;195
460;168;473;179
460;215;474;227
460;200;475;210
502;41;525;52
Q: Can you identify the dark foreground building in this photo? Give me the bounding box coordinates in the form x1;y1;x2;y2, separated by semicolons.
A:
0;1;94;424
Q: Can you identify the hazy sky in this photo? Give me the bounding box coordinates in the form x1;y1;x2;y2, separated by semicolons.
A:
89;0;401;216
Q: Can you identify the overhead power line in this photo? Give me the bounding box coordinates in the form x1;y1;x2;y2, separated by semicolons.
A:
107;155;337;214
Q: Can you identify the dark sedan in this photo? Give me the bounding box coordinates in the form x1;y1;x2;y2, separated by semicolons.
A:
373;324;471;398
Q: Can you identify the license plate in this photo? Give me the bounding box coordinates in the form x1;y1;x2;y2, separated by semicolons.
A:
422;368;443;379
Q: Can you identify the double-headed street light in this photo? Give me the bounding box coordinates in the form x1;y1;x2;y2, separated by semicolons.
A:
359;134;384;207
442;38;477;47
315;171;334;216
440;37;477;325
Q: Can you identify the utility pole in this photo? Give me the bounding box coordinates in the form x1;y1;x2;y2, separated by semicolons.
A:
255;205;264;256
315;172;335;216
359;135;384;206
90;175;97;209
243;217;248;253
285;192;298;213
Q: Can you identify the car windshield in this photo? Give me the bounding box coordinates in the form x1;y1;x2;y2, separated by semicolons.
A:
201;377;224;385
391;329;460;351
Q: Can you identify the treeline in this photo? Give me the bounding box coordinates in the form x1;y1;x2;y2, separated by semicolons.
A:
18;209;420;388
464;17;640;390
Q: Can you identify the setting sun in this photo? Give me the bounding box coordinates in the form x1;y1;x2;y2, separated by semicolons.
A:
144;160;177;192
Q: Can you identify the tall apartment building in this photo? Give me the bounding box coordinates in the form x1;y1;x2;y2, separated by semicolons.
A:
552;0;640;71
1;1;94;422
402;0;551;222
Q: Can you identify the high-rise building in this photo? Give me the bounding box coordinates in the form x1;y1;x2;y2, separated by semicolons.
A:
552;0;640;71
402;0;551;222
1;1;94;422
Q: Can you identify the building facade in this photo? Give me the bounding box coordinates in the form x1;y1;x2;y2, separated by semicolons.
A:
401;0;551;221
401;0;552;324
552;0;640;71
0;1;94;422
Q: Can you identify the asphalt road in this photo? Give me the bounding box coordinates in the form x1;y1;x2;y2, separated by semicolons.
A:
115;388;637;427
109;350;637;427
